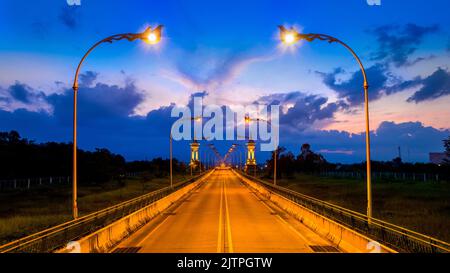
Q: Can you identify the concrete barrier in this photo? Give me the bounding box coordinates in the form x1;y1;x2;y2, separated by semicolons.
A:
233;171;397;253
57;171;214;253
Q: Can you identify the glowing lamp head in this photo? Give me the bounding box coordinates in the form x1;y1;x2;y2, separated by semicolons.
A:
142;25;163;45
244;116;251;124
147;33;158;43
278;25;300;45
284;32;296;44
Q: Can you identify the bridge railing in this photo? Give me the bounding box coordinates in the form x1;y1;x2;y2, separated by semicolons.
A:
0;172;209;253
236;170;450;253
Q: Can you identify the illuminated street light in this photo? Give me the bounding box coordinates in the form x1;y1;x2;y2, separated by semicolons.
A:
142;25;163;44
278;25;373;223
71;25;163;219
279;28;299;45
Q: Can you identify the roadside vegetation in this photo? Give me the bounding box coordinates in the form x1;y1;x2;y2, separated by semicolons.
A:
0;130;193;245
0;174;189;245
269;174;450;242
259;137;450;243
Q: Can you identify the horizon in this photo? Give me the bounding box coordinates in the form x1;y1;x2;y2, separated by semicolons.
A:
1;0;449;164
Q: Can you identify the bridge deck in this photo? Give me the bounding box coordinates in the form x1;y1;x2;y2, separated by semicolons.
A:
112;169;338;253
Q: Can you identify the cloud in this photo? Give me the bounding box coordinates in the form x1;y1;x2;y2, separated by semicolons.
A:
406;67;450;103
280;121;449;163
0;78;179;160
79;71;98;87
370;23;439;67
318;64;391;106
48;82;145;124
256;91;341;131
318;62;450;105
0;79;448;163
58;5;81;30
317;149;354;155
9;82;33;103
315;24;445;107
162;50;276;92
0;82;51;112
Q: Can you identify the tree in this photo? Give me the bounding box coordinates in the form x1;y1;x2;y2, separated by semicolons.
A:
296;143;326;172
444;136;450;165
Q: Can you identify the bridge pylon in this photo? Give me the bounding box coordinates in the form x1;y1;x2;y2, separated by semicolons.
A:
245;139;257;176
189;140;200;175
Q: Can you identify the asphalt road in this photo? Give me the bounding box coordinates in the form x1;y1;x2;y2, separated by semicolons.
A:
112;169;337;253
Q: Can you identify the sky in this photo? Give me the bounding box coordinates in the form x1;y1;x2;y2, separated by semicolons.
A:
0;0;449;164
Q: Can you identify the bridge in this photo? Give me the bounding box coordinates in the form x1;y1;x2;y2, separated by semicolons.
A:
1;167;449;253
112;169;333;253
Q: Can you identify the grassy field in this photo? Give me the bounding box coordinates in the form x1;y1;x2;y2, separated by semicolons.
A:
0;174;189;245
267;173;450;243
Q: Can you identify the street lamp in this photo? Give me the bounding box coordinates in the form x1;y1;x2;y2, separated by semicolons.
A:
71;25;163;219
278;25;373;223
231;144;244;170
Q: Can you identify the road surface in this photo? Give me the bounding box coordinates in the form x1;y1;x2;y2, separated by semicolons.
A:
112;169;338;253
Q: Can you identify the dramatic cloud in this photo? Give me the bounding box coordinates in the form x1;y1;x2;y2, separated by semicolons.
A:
386;67;450;103
319;62;450;105
318;64;391;106
256;91;342;131
9;83;33;103
0;82;50;113
0;77;448;163
406;68;450;103
370;23;439;67
0;77;180;160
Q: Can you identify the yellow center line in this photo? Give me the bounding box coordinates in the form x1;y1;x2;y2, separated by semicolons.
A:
223;173;234;253
216;175;224;253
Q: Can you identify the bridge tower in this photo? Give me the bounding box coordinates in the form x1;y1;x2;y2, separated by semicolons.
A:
245;140;257;176
190;140;200;174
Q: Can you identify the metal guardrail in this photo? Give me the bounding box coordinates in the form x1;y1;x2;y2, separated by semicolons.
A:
0;172;210;253
0;176;70;192
235;170;450;253
319;171;444;182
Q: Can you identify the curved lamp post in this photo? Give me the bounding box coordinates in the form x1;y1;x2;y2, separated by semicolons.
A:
71;25;163;219
278;26;373;223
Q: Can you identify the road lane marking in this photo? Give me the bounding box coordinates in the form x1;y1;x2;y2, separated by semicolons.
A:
216;177;224;253
252;187;316;251
223;175;234;253
125;176;214;250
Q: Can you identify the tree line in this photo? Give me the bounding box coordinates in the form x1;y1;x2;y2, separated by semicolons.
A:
263;138;450;180
0;131;187;184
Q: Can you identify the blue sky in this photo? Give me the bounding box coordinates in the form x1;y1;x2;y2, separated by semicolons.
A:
0;0;449;163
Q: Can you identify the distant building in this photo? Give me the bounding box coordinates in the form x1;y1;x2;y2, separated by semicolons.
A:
429;152;448;164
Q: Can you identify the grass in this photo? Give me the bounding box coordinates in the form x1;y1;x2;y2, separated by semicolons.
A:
266;173;450;243
0;174;189;245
